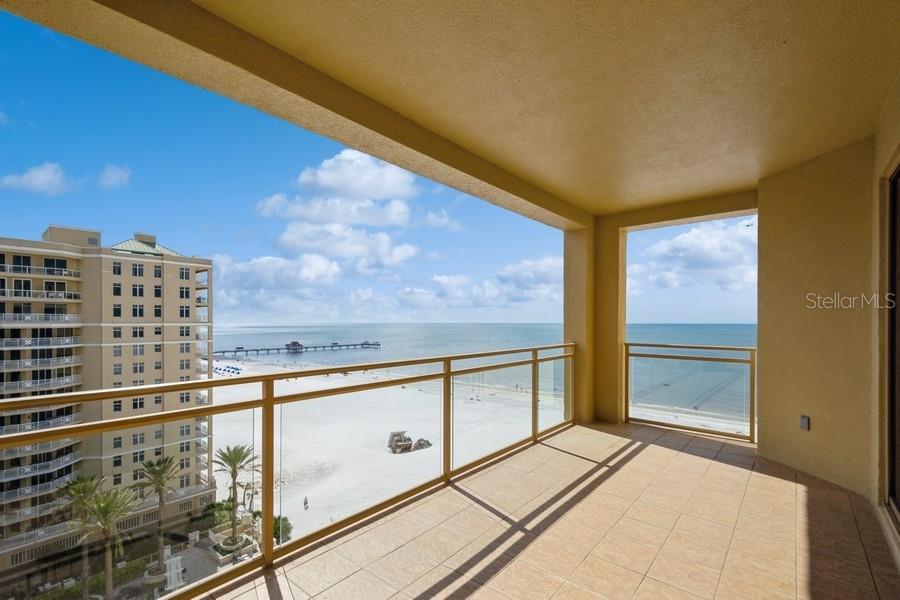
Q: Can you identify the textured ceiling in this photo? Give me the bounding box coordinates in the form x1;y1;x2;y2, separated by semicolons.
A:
191;0;900;214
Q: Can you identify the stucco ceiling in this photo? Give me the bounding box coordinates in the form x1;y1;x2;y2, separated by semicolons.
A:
188;0;900;215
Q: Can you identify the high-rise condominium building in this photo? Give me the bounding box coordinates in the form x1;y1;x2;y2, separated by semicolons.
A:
0;226;214;584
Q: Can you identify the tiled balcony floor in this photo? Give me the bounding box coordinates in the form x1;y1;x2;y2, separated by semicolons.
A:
208;424;900;599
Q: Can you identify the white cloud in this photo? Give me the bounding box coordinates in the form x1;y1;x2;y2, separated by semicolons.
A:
98;164;132;189
1;162;72;196
214;253;341;291
278;222;417;274
297;149;417;200
398;256;563;311
257;193;409;227
628;216;757;295
425;209;462;231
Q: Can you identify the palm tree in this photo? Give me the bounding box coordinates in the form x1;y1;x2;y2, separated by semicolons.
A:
88;488;139;600
60;476;104;600
132;456;179;575
212;444;258;545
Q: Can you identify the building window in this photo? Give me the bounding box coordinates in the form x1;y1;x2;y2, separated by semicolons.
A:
154;395;162;405
154;265;162;278
112;283;121;296
133;470;144;481
179;306;190;318
179;375;190;382
154;361;162;370
155;447;163;457
179;342;190;353
132;284;144;297
132;451;145;463
113;363;122;375
113;473;122;485
132;344;144;356
179;441;190;452
113;345;122;357
179;458;190;470
179;474;190;488
179;286;190;299
179;359;190;370
113;381;122;388
113;436;122;449
179;326;190;337
154;326;162;335
154;428;163;439
179;425;190;436
179;392;190;404
154;285;162;298
133;363;144;374
132;263;144;277
154;344;162;353
153;305;162;318
113;455;122;467
179;267;189;280
113;400;122;412
112;261;122;275
133;379;144;386
132;326;144;338
132;397;144;409
113;327;122;339
133;433;145;445
113;304;121;318
154;378;162;384
132;304;144;318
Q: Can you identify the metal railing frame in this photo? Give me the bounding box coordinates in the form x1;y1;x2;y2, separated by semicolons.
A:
0;342;575;598
624;342;756;442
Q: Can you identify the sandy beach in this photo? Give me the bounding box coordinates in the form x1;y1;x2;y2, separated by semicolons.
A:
207;358;567;538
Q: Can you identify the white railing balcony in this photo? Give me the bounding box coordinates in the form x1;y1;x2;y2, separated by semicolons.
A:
1;437;76;459
0;451;81;482
0;265;81;278
0;413;80;435
195;296;208;306
0;336;81;349
0;375;81;393
0;289;80;301
0;313;81;326
0;355;82;372
195;439;209;454
0;521;74;551
0;473;75;502
196;390;209;405
0;498;68;525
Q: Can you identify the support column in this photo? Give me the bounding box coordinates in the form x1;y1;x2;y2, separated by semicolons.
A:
564;224;596;424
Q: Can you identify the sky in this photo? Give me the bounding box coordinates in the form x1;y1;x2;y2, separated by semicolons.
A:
0;10;756;326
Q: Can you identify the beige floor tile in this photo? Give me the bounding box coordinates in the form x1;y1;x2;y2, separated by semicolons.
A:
550;582;604;599
315;569;396;600
673;514;734;550
517;531;593;578
284;550;359;596
408;522;474;563
367;545;438;590
625;501;681;529
606;516;670;547
443;536;517;584
635;577;703;599
660;531;728;571
591;532;660;573
719;552;795;599
487;559;564;600
568;555;643;599
402;564;486;599
647;548;721;599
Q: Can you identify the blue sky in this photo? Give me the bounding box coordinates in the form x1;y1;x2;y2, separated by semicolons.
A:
0;11;564;325
0;11;757;326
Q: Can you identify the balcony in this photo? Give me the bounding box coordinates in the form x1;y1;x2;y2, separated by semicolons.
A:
0;437;76;459
0;313;81;327
196;390;209;405
0;290;80;301
195;295;208;307
0;265;81;278
0;375;82;393
0;450;81;482
0;413;80;435
0;336;81;349
0;355;82;372
0;521;73;552
0;498;68;526
0;473;75;503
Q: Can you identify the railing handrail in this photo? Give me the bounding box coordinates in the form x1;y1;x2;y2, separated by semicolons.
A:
0;289;81;300
0;355;82;371
624;341;756;353
0;374;82;392
0;336;82;348
0;413;81;435
1;437;75;458
0;313;82;323
0;342;574;412
0;265;81;278
0;450;81;481
0;472;75;502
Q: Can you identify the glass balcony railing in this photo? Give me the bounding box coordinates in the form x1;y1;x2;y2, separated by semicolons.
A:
0;342;572;599
0;336;81;348
0;290;81;300
625;342;756;440
0;265;81;278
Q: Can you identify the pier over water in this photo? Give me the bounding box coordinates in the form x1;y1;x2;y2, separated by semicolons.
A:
212;340;381;357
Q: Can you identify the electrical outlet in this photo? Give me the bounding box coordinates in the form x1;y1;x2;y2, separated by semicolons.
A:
800;415;811;431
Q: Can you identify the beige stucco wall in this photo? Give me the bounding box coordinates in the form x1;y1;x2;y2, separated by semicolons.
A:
564;225;596;424
593;191;758;423
757;137;878;498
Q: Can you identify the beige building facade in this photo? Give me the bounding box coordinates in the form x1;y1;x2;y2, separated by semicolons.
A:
0;226;214;577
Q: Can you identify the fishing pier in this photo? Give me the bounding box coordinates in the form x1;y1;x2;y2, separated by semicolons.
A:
212;340;381;357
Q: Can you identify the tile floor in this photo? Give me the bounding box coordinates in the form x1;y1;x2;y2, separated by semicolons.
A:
206;424;900;599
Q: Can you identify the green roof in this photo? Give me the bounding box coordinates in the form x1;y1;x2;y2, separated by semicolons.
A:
109;239;183;256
